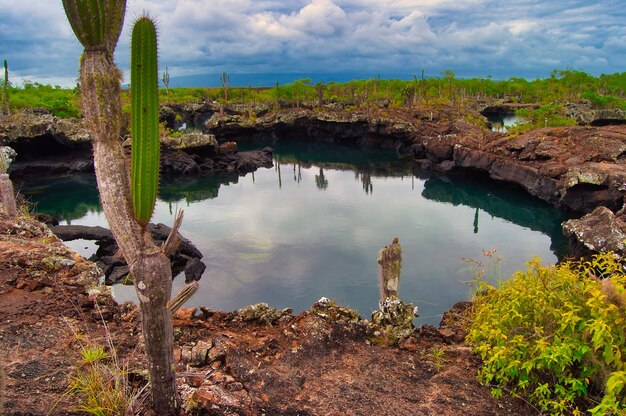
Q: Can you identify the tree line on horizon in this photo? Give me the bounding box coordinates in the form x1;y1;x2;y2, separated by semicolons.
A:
1;69;624;119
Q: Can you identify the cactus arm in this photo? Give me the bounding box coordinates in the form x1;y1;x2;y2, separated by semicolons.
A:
130;16;160;226
62;0;126;53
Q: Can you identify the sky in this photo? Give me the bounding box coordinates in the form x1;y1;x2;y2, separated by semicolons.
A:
0;0;624;87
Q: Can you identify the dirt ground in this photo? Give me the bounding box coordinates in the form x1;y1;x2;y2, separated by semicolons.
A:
0;215;537;415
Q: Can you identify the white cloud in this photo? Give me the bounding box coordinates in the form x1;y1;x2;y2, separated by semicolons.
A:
0;0;623;86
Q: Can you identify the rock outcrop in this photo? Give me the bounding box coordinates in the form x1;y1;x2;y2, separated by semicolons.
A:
1;112;273;177
50;222;205;284
562;207;626;257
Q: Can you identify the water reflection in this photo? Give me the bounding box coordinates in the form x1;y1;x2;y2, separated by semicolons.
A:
420;174;569;257
15;144;567;325
17;174;101;222
486;114;527;132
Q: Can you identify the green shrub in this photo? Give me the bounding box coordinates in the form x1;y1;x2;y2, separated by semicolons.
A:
507;104;577;136
467;253;626;415
9;82;81;118
581;92;626;110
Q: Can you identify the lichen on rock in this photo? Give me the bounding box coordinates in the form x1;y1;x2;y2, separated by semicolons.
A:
309;297;362;323
234;302;292;325
370;296;419;342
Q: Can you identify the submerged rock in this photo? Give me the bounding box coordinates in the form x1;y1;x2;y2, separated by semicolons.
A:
50;223;204;284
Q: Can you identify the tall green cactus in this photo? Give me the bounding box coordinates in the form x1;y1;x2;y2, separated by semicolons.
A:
131;17;160;226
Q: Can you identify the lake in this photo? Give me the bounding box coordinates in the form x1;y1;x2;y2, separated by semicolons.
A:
17;142;569;326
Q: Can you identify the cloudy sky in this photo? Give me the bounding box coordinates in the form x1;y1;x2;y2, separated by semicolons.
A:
0;0;623;87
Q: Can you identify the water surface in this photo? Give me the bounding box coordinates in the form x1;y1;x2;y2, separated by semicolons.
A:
486;113;527;132
18;143;568;325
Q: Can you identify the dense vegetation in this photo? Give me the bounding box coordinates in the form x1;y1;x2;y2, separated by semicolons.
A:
6;81;81;118
2;70;625;123
467;253;626;415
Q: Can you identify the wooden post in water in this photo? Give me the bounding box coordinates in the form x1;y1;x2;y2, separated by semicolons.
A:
377;237;402;301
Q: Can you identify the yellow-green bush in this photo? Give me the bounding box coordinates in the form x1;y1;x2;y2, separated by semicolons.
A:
467;253;626;415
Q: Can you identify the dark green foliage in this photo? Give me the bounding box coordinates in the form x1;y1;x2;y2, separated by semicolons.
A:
8;82;81;118
7;70;626;119
130;16;160;226
581;92;626;110
507;104;577;135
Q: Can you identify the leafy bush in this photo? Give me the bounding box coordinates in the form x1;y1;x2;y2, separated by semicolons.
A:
507;104;577;136
467;253;626;415
9;82;81;118
581;92;626;110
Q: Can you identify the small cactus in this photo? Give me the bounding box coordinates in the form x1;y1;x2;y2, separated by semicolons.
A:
2;60;9;115
130;16;160;226
162;66;170;96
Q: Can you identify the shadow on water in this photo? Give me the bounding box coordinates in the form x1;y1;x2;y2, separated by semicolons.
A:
159;174;239;205
16;174;101;222
421;174;571;258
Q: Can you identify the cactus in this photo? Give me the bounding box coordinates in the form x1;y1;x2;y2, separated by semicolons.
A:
63;2;179;413
2;60;9;115
220;71;229;102
62;0;125;54
131;16;160;227
162;66;170;96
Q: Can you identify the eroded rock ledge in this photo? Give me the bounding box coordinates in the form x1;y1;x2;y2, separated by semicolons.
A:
49;223;205;284
0;112;273;177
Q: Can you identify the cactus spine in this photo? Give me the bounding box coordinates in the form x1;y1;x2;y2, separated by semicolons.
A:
131;17;160;226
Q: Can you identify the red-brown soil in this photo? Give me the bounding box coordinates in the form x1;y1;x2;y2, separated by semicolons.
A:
0;216;537;415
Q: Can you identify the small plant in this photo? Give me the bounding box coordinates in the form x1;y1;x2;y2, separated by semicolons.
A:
80;345;109;365
65;351;145;416
467;253;626;415
428;346;446;370
52;310;148;416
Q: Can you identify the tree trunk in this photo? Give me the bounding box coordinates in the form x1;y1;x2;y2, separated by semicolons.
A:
80;51;178;414
132;250;176;411
0;173;17;218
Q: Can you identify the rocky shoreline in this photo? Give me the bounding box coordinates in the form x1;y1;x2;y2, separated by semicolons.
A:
0;215;535;415
2;104;626;257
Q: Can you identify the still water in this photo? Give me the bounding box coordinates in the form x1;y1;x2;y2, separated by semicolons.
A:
18;143;568;325
487;113;527;132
